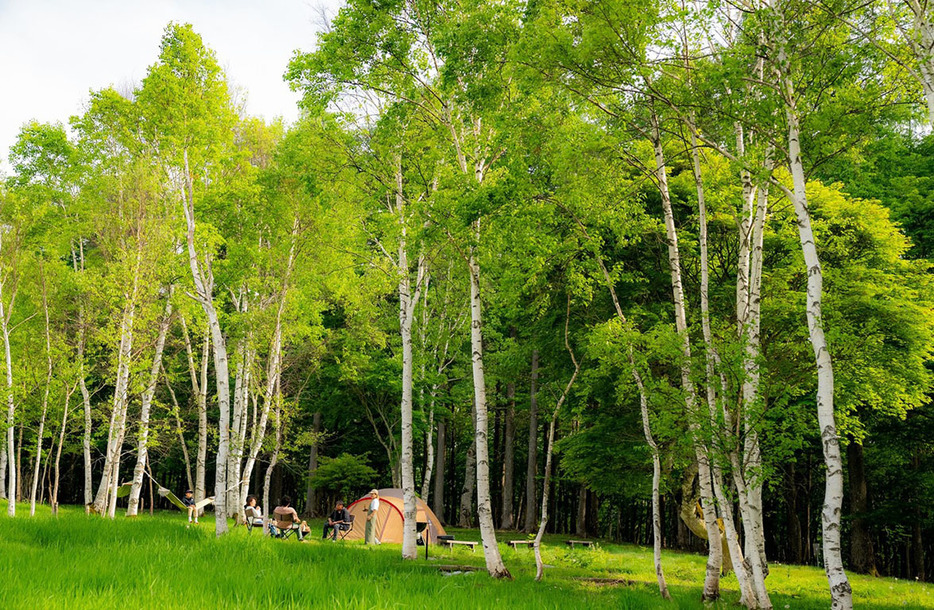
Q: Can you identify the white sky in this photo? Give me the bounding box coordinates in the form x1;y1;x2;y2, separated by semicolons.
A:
0;0;342;173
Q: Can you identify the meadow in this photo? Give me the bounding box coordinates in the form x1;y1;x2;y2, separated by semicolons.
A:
0;505;930;609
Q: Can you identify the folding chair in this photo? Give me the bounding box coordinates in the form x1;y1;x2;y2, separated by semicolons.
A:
337;514;355;540
273;509;303;540
244;506;264;534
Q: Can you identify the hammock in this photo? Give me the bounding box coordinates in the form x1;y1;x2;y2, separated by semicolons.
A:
142;470;214;512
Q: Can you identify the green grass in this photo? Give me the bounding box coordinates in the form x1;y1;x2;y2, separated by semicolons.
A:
0;504;930;609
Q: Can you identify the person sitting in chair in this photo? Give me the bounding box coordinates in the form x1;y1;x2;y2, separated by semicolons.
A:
273;496;308;541
244;495;264;528
322;500;350;541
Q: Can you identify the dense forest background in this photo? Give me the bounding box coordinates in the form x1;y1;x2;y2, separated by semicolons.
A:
3;0;934;606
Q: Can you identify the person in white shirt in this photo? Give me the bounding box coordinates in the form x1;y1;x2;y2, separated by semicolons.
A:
365;489;381;544
244;495;264;529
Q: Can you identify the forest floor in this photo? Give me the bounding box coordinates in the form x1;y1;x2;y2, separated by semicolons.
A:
0;504;930;609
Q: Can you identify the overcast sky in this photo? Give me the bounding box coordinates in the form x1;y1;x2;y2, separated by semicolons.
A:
0;0;342;173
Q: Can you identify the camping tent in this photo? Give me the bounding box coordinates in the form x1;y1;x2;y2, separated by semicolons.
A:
345;488;447;544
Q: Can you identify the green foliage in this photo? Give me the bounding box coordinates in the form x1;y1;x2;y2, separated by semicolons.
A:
310;454;379;501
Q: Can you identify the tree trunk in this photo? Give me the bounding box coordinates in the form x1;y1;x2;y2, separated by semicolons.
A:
535;298;580;582
781;68;853;608
1;273;17;517
501;381;516;529
459;408;476;527
262;403;283;525
127;290;174;516
691;124;762;609
651;111;722;600
575;484;587;537
79;325;93;508
182;317;210;506
240;303;285;515
467;252;511;579
52;383;75;516
181;149;232;537
421;389;436;501
94;247;142;517
589;220;672;599
240;221;297;515
847;440;878;575
904;0;934;125
786;463;803;563
30;264;53;517
305;412;321;517
524;349;540;533
396;159;426;561
433;417;446;522
164;369;194;492
228;333;252;523
742;172;771;582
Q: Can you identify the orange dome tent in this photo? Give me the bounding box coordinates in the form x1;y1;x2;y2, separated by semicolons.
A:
344;488;446;544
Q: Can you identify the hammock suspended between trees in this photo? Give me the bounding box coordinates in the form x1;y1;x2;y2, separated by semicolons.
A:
113;475;215;512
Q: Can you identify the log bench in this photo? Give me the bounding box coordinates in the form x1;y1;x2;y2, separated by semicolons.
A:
565;539;594;549
441;539;479;552
508;540;536;549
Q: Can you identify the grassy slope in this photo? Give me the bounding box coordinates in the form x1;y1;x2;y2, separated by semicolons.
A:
0;505;930;609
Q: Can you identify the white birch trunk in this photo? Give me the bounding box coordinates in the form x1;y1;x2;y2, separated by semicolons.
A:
94;245;142;517
239;221;297;511
127;290;174;516
534;298;579;583
419;282;434;502
395;158;427;561
104;301;137;519
262;400;283;527
181;149;232;536
692;127;762;608
781;71;853;608
163;369;194;491
79;328;92;507
1;269;17;517
51;383;75;516
241;320;281;510
906;0;934;125
651;114;722;599
421;393;435;501
29;265;53;516
458;411;476;527
181;319;210;505
591;220;670;599
742;170;773;596
467;251;511;579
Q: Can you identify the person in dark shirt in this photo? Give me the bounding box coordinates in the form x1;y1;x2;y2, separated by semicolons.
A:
182;489;198;524
322;500;351;540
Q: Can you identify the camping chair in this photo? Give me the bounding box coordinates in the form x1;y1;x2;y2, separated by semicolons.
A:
244;506;264;534
273;509;303;541
337;514;355;540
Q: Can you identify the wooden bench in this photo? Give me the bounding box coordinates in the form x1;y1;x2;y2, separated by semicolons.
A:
441;539;479;552
508;540;536;549
565;539;594;549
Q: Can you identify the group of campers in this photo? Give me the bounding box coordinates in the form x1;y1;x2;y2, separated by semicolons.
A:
182;488;383;543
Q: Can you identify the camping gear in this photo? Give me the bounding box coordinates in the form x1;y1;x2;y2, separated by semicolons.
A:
272;509;304;540
345;488;446;544
338;514;355;540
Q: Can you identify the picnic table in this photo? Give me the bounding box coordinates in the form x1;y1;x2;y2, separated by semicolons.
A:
441;539;479;552
565;539;594;549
